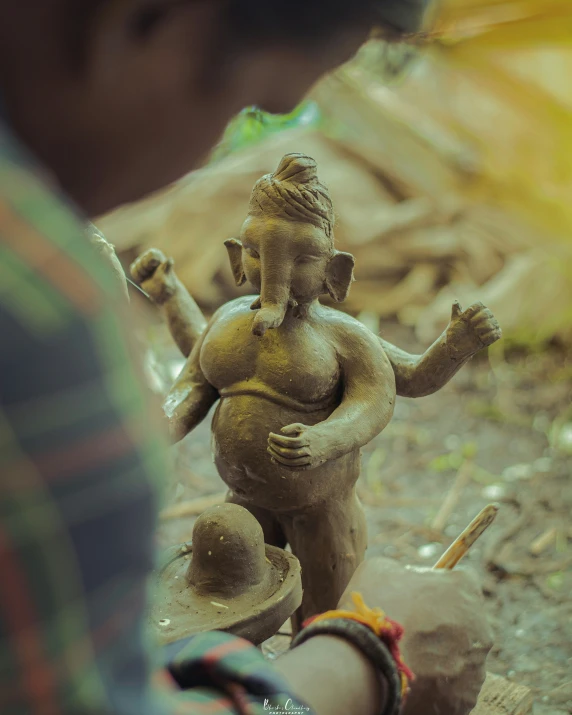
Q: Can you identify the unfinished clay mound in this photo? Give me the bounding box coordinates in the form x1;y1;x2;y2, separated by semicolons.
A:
151;503;302;646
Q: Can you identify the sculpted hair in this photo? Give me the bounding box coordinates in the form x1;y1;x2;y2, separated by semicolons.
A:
249;154;335;238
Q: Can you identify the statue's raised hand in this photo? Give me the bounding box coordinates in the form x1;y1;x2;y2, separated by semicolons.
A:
267;423;328;471
446;301;501;360
130;248;177;305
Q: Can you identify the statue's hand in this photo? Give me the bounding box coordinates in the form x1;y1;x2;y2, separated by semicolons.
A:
267;423;329;471
446;301;501;360
130;248;177;305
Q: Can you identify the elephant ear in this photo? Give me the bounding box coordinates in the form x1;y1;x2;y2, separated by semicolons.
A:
224;238;246;287
325;251;355;303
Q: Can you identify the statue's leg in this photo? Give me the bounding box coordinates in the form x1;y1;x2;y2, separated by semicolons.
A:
225;491;286;549
281;488;367;632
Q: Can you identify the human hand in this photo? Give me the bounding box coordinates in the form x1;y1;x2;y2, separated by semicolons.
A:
446;301;501;360
340;558;493;715
267;423;330;470
130;248;178;305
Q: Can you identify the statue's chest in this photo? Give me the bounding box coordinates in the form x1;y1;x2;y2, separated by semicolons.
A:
201;310;341;401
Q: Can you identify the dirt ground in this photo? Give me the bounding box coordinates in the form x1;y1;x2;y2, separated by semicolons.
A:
148;319;572;715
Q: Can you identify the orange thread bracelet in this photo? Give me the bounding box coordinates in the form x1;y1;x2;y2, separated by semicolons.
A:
303;592;415;697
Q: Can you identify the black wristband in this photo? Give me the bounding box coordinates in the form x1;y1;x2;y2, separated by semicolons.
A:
291;618;403;715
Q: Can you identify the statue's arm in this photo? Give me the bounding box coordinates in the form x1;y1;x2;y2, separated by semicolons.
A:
269;304;500;470
164;326;218;443
130;249;207;358
379;332;470;399
159;277;207;358
267;324;396;468
380;301;502;398
313;325;397;459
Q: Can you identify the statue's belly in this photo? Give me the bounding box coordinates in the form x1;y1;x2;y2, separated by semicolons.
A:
211;395;360;512
200;311;342;408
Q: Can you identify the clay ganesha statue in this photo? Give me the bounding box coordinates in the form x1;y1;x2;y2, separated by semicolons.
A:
131;153;501;629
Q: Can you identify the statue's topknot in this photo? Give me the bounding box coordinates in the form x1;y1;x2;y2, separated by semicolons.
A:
249;153;334;238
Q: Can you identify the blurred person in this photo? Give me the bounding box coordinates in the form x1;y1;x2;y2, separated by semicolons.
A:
0;2;493;715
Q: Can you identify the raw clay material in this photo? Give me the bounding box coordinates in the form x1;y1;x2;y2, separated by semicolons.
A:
151;503;302;646
133;153;501;629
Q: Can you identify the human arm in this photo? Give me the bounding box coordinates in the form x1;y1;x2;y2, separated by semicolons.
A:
0;261;175;715
163;324;219;443
381;302;502;398
0;251;308;715
276;558;493;715
275;634;385;715
337;559;494;715
275;557;493;715
268;321;396;468
131;248;207;358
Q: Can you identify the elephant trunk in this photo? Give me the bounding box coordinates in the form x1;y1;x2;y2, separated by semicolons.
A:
252;258;291;337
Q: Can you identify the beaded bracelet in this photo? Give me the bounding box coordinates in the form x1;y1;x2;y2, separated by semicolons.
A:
290;593;414;715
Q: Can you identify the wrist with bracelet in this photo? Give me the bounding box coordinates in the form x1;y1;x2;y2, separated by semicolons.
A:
290;593;414;715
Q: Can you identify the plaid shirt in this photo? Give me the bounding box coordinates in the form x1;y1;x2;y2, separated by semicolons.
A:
0;121;310;715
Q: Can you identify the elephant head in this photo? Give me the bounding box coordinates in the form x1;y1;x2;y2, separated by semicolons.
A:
225;153;355;337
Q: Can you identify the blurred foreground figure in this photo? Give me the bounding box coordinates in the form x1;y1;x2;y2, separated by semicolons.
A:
0;2;492;715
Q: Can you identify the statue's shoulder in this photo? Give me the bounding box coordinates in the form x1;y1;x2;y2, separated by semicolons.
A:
317;304;384;353
318;304;368;333
211;295;258;322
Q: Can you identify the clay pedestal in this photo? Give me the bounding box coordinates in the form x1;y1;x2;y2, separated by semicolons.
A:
151;504;302;646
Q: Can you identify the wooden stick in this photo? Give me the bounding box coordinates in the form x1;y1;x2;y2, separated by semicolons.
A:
470;673;533;715
428;510;529;715
528;527;557;556
433;504;499;570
